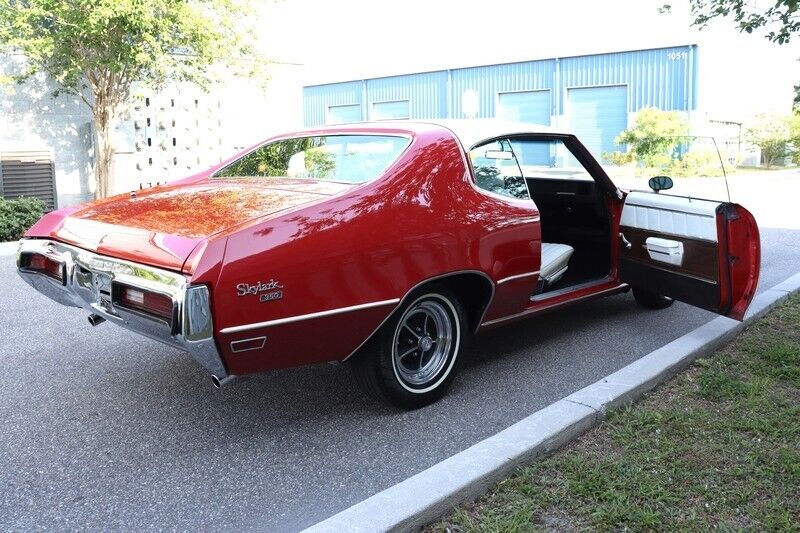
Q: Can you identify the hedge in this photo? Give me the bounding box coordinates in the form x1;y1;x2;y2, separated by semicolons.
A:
0;197;46;242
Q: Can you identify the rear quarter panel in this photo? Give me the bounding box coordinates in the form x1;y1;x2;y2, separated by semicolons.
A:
212;126;540;374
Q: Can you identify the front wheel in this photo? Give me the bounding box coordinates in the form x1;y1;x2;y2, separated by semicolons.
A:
632;287;675;310
351;286;466;409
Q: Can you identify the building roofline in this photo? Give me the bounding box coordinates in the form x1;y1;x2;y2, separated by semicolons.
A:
303;43;698;89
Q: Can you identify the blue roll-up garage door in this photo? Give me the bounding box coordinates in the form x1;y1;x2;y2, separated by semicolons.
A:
567;85;628;163
497;90;551;124
497;90;551;164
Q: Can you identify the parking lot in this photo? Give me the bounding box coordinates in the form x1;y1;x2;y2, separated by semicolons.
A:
1;173;799;532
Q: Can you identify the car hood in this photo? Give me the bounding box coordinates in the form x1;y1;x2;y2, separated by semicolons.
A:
34;178;352;272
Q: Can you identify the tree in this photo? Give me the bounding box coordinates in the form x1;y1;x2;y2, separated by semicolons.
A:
744;112;791;168
0;0;266;198
662;1;799;44
609;107;690;167
789;108;800;164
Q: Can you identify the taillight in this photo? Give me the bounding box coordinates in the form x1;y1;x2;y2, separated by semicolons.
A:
21;253;64;283
113;284;174;323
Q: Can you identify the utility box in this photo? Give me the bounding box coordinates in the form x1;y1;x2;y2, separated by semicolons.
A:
0;150;58;210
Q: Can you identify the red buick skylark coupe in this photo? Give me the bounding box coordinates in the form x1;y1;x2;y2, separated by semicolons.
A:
17;120;760;408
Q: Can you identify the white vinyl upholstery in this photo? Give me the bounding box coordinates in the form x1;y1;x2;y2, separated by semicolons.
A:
620;192;720;242
541;243;574;285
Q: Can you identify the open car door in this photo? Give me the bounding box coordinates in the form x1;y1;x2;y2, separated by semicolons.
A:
618;191;760;321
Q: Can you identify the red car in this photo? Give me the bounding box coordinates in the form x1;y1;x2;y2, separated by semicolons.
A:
16;120;760;408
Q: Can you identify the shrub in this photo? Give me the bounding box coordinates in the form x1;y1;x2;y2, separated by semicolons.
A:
0;197;46;242
602;150;634;166
614;108;690;167
668;148;724;177
744;112;791;168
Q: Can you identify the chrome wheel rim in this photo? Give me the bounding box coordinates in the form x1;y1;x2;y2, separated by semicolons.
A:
392;299;454;387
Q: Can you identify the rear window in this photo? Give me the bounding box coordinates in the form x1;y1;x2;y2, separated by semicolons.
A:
213;134;410;184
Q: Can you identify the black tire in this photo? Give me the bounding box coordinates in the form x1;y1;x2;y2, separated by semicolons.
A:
632;286;675;310
351;285;466;409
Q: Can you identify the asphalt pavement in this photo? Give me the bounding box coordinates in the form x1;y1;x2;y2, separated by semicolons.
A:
1;224;799;532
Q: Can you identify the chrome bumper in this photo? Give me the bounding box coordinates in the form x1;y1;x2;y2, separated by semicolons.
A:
16;238;230;380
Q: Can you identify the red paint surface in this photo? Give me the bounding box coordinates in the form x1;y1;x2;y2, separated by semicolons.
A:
723;205;761;321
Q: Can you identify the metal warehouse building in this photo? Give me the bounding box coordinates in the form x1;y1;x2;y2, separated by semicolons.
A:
303;44;698;161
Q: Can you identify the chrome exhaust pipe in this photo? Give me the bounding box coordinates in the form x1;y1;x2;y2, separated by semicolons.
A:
211;374;235;388
88;314;106;327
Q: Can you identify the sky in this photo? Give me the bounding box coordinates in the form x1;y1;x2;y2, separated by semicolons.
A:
259;0;800;119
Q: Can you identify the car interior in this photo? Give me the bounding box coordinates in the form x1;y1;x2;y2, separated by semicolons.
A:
470;138;612;298
525;175;611;297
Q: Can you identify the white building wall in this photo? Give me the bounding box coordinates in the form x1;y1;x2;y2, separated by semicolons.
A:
0;54;95;207
1;53;304;205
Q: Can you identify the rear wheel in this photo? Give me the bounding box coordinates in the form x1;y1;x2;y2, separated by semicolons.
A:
351;286;465;409
632;286;675;310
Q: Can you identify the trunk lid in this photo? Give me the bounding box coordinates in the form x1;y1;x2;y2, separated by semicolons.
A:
43;178;351;272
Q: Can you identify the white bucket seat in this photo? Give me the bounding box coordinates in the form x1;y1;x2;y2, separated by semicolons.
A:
540;243;574;285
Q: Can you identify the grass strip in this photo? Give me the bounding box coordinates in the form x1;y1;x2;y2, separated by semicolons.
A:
430;294;800;532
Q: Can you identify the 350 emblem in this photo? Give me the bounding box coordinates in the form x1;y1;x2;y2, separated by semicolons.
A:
236;279;284;303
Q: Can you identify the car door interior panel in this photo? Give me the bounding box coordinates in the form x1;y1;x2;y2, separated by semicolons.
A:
619;192;719;241
618;191;759;319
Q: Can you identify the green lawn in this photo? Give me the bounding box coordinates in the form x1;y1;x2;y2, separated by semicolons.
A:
429;295;800;532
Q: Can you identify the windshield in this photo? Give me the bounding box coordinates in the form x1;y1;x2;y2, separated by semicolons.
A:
213;134;410;184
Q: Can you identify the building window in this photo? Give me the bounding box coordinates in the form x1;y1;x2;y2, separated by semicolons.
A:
372;100;410;121
327;104;362;125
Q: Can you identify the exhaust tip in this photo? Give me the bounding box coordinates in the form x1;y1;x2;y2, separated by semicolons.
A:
88;314;106;327
211;374;234;388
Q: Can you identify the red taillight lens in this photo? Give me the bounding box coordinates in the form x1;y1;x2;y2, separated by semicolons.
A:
22;253;64;283
114;285;174;322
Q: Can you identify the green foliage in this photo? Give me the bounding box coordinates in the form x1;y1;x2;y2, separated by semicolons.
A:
790;108;800;165
687;0;799;44
303;147;337;179
0;0;266;100
0;197;45;242
601;150;633;166
667;147;726;177
216;138;317;178
744;112;791;168
612;107;690;167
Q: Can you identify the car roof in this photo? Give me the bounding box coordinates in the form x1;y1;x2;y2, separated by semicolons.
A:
416;119;571;149
295;119;571;150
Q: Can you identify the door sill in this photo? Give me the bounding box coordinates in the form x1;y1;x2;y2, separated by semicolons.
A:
481;277;626;328
530;276;612;302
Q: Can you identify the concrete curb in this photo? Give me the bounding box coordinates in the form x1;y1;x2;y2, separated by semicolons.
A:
304;272;800;533
0;240;19;257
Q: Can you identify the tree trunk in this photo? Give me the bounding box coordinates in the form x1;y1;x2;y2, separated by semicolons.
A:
93;107;115;199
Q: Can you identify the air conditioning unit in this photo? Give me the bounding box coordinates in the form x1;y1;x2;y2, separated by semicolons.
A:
0;150;58;210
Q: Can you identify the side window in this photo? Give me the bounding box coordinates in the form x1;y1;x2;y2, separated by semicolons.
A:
469;139;529;199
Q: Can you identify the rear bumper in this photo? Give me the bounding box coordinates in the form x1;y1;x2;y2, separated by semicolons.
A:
16;238;229;380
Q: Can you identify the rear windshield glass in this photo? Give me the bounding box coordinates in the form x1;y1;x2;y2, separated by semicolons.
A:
213;134;410;184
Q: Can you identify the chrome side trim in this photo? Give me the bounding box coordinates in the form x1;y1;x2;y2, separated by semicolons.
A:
16;238;230;380
497;270;540;285
220;298;401;334
341;269;496;362
481;283;627;327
